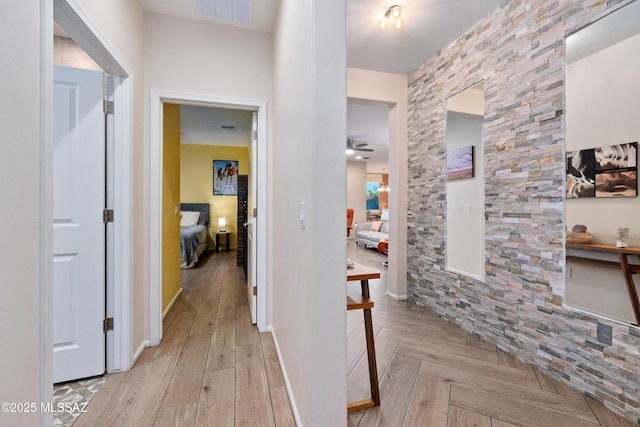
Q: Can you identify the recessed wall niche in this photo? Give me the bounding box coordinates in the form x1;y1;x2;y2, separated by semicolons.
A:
445;82;485;279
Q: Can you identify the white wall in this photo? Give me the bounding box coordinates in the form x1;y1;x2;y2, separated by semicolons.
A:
347;68;408;299
272;0;347;424
0;0;145;425
347;161;367;223
144;13;273;101
566;32;640;323
0;1;45;425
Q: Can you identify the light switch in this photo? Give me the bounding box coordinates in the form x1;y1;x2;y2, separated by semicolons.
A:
463;204;471;213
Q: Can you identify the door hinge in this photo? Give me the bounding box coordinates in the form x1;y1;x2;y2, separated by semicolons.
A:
253;286;257;296
103;317;114;332
103;209;114;223
103;100;114;115
253;208;257;218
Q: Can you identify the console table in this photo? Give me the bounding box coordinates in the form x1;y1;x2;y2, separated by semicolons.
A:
566;242;640;325
346;261;381;413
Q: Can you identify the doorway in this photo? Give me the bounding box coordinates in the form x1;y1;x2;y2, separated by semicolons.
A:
149;90;268;345
347;96;407;299
44;0;134;403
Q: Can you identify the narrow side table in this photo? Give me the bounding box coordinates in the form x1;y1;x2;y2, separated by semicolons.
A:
346;261;381;412
214;231;231;253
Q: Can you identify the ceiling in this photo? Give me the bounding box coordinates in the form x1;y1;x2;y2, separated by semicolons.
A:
347;102;391;173
140;0;505;172
180;105;253;146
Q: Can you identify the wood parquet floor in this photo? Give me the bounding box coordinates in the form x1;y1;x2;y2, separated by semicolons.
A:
72;245;638;426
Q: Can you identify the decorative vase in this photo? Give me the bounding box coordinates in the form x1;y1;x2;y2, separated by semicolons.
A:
616;226;630;248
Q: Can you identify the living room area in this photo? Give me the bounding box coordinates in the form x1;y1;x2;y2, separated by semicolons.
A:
346;100;391;261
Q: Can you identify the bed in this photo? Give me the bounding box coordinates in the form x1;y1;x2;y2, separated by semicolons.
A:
180;203;210;268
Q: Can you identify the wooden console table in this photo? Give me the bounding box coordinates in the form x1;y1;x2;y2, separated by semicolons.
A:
346;261;381;413
566;242;640;325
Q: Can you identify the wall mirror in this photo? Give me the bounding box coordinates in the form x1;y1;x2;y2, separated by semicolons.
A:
445;82;485;280
565;0;640;325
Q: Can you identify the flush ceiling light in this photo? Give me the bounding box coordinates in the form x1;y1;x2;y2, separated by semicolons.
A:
379;4;405;29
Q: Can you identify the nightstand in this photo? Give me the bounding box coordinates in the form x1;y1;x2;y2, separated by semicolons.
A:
214;231;231;253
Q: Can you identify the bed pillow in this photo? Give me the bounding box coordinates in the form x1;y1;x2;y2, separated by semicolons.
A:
369;220;383;231
197;212;207;226
180;211;200;227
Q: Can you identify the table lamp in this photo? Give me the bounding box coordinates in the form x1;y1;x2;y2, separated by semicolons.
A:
218;217;226;231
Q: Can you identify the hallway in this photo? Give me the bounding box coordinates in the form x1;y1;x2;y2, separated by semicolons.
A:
70;246;638;426
73;250;295;426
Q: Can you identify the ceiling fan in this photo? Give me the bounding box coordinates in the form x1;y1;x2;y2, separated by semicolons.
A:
346;138;374;153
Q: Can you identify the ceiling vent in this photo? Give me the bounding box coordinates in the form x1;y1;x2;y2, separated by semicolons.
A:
195;0;252;25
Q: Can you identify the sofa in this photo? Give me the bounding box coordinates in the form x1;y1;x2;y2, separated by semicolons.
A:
355;209;389;248
366;209;382;221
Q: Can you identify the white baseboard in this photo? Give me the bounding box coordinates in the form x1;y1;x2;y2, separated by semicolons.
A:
386;290;407;301
131;340;149;368
270;329;302;426
163;287;182;318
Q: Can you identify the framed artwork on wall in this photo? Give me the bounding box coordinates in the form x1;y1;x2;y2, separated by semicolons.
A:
213;160;239;196
567;142;637;198
446;145;474;181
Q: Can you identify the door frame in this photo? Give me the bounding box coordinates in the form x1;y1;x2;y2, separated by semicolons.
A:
42;0;133;402
149;90;268;345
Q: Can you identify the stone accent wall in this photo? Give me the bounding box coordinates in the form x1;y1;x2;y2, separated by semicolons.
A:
406;0;640;423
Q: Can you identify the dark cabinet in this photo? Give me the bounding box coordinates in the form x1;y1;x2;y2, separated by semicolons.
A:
237;175;248;278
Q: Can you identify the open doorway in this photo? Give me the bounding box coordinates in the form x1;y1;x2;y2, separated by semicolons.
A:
52;0;133;380
149;90;268;346
346;69;408;300
161;105;256;321
346;101;390;225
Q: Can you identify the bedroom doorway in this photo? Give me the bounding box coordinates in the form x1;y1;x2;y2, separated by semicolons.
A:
149;90;268;345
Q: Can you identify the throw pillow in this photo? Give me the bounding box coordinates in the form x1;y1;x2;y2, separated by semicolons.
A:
370;220;383;231
180;211;201;227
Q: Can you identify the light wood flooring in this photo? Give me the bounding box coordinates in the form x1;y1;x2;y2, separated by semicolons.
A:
73;250;295;427
72;245;638;426
346;244;638;427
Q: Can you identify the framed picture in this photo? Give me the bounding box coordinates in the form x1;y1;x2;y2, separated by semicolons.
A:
566;149;595;198
446;145;474;181
594;142;637;198
213;160;239;196
567;142;637;198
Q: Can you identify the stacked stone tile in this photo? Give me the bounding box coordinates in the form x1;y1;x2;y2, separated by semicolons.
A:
406;0;640;423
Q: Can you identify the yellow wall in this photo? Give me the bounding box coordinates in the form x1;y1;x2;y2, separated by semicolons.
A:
162;103;181;311
181;144;249;249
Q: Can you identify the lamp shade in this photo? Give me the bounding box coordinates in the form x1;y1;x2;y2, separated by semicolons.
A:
218;217;226;230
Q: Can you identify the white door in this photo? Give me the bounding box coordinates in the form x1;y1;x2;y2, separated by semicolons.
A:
247;112;258;324
53;65;106;383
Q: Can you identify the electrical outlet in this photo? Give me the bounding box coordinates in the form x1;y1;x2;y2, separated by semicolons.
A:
597;323;613;346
